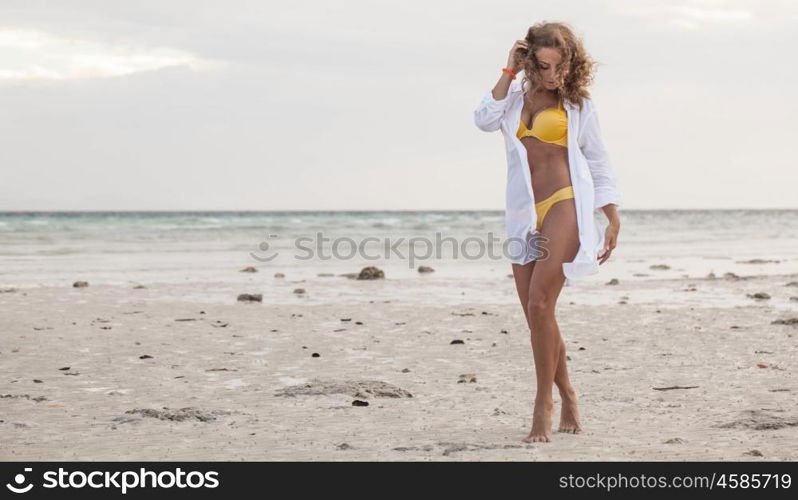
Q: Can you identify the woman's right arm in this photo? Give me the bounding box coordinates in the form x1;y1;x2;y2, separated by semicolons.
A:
474;40;528;132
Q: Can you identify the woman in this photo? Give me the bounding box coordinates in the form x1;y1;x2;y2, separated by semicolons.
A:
473;21;621;443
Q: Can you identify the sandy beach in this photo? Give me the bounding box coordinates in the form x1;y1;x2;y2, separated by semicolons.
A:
2;269;797;461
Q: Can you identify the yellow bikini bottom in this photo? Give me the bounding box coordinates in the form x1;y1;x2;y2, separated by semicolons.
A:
535;185;574;231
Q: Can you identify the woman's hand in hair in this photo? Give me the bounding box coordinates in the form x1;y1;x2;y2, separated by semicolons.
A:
506;40;529;74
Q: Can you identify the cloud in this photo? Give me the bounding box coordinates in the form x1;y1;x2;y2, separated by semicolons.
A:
0;27;222;80
611;0;755;30
669;4;752;29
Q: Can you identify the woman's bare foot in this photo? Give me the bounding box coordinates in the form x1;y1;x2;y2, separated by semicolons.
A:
522;397;553;443
558;388;583;434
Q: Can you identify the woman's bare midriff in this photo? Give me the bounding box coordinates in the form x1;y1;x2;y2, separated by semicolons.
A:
520;138;572;201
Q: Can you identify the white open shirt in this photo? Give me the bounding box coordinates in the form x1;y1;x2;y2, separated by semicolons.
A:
474;77;621;287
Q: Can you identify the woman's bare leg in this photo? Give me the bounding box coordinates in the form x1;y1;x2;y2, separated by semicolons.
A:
553;327;582;433
513;263;577;402
520;197;581;442
512;269;583;437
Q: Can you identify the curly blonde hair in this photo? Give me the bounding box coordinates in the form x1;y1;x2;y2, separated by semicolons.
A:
520;21;597;110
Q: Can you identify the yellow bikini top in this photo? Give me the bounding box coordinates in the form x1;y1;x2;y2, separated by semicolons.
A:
516;97;567;147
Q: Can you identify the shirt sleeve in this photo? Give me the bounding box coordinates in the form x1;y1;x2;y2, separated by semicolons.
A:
473;79;518;132
577;103;621;210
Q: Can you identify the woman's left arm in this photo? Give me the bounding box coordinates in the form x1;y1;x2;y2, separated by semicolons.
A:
598;203;619;264
578;102;621;264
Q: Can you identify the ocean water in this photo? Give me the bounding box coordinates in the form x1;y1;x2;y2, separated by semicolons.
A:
0;210;796;306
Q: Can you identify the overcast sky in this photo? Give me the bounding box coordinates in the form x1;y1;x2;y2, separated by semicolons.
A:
1;0;796;211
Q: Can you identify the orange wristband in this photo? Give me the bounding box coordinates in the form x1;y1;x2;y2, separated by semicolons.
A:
501;67;517;80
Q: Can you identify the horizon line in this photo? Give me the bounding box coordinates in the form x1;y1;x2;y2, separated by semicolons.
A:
1;207;797;214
